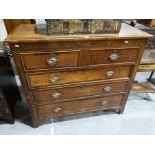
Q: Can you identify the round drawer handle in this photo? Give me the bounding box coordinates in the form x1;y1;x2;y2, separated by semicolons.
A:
100;101;110;106
50;76;60;83
47;56;58;65
51;92;62;99
103;86;112;92
109;52;119;61
53;107;63;113
105;71;114;78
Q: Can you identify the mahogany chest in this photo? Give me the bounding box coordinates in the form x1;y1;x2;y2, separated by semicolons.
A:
4;23;151;128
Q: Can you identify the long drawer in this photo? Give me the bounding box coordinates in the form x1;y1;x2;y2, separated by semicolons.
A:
32;81;128;104
37;94;124;118
11;39;146;51
27;66;131;88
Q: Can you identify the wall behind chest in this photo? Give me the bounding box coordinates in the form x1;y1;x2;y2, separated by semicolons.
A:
0;19;7;41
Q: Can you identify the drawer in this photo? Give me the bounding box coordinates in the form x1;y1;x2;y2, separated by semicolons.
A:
11;40;112;50
114;39;146;46
90;48;139;65
33;81;128;103
27;66;131;88
37;94;124;118
20;50;79;70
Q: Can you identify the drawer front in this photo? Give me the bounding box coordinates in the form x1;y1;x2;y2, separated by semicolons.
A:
114;39;146;46
37;94;124;118
21;50;79;70
33;81;128;103
11;41;112;50
27;66;131;88
90;48;139;65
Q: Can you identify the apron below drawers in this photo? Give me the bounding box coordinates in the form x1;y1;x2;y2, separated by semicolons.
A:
27;66;131;88
37;94;124;118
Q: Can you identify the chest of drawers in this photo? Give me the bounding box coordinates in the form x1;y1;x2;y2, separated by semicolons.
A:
4;23;151;127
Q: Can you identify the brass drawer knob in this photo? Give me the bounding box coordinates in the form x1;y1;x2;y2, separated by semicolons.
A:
109;52;119;61
47;55;58;65
103;86;112;92
53;107;63;113
50;76;60;83
51;92;62;99
100;101;110;106
105;71;114;78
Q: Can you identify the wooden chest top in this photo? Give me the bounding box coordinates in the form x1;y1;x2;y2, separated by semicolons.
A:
4;23;152;44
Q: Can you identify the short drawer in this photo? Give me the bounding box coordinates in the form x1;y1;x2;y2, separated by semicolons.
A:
20;50;79;70
27;66;131;88
33;81;128;103
90;48;139;65
37;94;124;118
